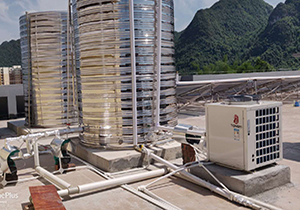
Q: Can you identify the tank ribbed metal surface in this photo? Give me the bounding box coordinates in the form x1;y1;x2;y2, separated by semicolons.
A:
73;0;177;147
19;11;78;127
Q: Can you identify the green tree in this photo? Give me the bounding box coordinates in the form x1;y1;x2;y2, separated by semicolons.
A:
201;60;233;74
254;57;275;72
200;57;274;74
191;61;201;73
237;61;254;73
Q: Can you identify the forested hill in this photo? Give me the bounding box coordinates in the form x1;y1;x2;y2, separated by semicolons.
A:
0;39;21;67
249;0;300;69
2;0;300;75
175;0;273;75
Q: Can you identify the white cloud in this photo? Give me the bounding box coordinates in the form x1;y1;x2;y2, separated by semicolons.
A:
0;1;14;24
0;0;68;43
265;0;284;7
0;27;18;42
0;0;287;43
35;0;67;11
14;0;67;13
174;0;219;31
15;0;34;10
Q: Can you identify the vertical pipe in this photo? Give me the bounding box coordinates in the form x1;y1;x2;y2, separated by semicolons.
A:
254;80;257;95
155;0;162;130
26;12;31;126
67;1;71;125
129;0;138;146
34;141;40;167
69;1;76;111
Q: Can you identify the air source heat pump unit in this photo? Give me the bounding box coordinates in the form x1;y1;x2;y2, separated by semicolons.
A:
206;97;282;171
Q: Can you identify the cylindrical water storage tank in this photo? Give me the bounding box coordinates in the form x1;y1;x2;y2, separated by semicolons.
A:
72;0;177;147
20;11;78;127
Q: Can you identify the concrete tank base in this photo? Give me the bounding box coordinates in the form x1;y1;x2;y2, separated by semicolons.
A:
190;163;291;196
67;138;182;172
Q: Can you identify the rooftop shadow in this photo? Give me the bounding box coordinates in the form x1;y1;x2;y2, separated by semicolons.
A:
283;142;300;162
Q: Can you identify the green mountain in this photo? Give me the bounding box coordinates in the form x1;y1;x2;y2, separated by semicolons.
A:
248;0;300;69
0;39;21;67
175;0;273;75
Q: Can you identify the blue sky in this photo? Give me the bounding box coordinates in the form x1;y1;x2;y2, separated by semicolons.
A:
0;0;284;43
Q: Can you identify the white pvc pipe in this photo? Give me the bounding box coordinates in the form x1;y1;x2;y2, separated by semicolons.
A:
177;75;300;86
129;0;138;146
155;0;163;130
230;192;283;210
36;166;71;189
68;153;178;210
33;142;40;167
32;135;71;190
148;152;282;210
58;168;166;197
5;127;83;143
148;153;229;198
67;0;70;126
141;188;182;210
158;125;206;136
122;185;178;210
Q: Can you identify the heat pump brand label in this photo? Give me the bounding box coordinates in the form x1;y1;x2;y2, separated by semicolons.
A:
234;114;239;124
234;128;240;141
231;114;242;128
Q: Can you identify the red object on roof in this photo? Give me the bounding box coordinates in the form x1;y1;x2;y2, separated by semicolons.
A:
29;185;66;210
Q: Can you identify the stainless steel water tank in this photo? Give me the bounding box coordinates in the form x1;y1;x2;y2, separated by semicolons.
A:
73;0;177;147
19;11;78;127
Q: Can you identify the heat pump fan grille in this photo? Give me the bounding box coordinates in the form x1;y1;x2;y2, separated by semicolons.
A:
255;107;280;165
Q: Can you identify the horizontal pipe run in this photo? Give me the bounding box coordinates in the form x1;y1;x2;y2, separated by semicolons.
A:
35;166;71;190
148;153;262;209
158;126;206;136
58;168;167;197
148;153;229;198
6;127;83;143
231;192;282;210
140;188;182;210
68;154;178;210
177;75;300;86
122;185;179;210
148;152;281;210
150;139;174;146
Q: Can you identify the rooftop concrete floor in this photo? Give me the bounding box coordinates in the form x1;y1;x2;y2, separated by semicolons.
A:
0;104;299;210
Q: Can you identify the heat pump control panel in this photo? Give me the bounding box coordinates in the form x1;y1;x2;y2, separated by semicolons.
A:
206;101;282;171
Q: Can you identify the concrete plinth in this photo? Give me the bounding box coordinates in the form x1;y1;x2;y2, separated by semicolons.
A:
68;138;182;172
190;163;291;196
7;120;27;135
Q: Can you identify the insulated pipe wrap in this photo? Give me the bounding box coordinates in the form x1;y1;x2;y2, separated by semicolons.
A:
35;166;71;189
57;168;166;197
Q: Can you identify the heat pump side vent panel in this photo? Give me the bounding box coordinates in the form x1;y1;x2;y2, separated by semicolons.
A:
255;107;281;166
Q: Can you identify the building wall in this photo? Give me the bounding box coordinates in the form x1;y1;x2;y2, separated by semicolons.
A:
0;67;10;85
0;84;24;118
0;66;23;85
9;66;22;85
